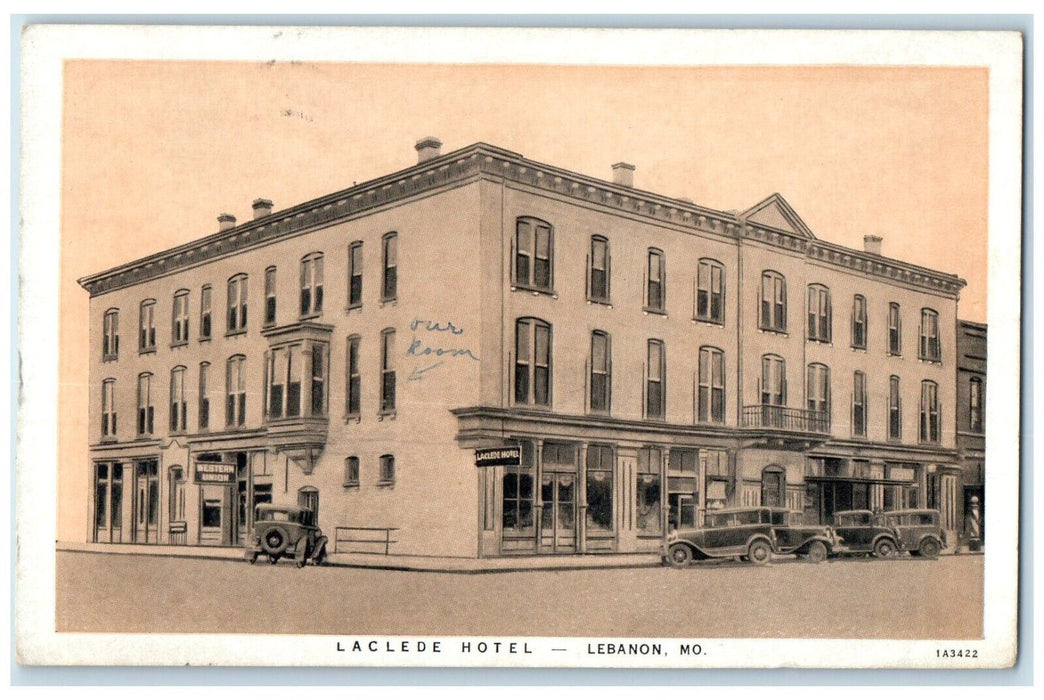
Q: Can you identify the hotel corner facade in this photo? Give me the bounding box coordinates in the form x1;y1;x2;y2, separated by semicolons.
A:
78;138;976;559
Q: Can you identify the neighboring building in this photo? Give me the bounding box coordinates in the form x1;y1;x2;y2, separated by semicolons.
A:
78;138;969;558
955;319;987;543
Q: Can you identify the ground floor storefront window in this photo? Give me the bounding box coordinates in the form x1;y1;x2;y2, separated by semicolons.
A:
93;462;124;543
585;445;614;547
636;447;663;537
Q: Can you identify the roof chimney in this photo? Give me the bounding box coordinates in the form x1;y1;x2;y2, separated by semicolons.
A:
612;162;635;188
252;198;273;219
217;213;236;231
415;136;443;163
864;235;882;256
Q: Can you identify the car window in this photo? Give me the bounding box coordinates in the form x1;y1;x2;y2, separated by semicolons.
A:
916;513;933;525
734;511;761;525
770;511;787;525
705;513;730;528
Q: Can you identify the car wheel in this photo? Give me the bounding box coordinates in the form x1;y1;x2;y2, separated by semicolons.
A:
918;538;941;559
873;539;898;559
259;526;289;556
747;540;772;566
805;541;828;564
666;544;693;568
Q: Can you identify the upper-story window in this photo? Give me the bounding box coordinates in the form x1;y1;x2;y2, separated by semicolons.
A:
379;454;396;485
103;309;119;360
265;341;329;420
382;232;398;301
136;372;154;436
588;235;610;303
919;308;941;362
513;217;553;292
101;378;116;437
645;249;665;313
807;284;832;343
300;253;324;317
344;456;360;487
227;274;248;333
172;290;189;345
380;328;396;414
760;354;786;406
348;241;363;309
345;335;361;418
589;330;611;413
199;285;212;341
888;375;902;440
888;303;902;355
969;376;984;433
851;295;867;349
645;339;666;419
514;318;551;407
696;259;724;324
807;363;831;423
698;346;725;424
226;355;246;427
169;366;187;433
138;300;156;352
311;344;326;416
264;267;277;326
852;370;867;437
920;380;940;444
198;362;210;430
760;271;787;332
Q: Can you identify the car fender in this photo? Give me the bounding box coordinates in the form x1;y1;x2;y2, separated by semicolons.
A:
745;534;776;553
871;533;898;550
672;538;713;559
792;535;834;555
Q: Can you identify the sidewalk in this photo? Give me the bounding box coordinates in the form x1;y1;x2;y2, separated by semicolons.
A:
57;541;662;573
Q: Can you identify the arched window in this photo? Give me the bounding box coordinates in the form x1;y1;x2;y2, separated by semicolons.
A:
760;354;786;406
514;217;553;292
379;454;396;485
807;284;831;342
888;303;902;355
920;380;940;443
345;335;361;418
103;308;120;359
889;375;902;440
969;377;984;433
138;299;156;351
760;271;787;332
920;308;941;361
515;318;551;406
645;248;665;312
198;362;210;430
169;366;187;433
199;285;212;340
101;378;116;437
380;328;396;414
696;258;725;324
172;289;190;344
300;252;324;316
589;330;611;413
297;486;319;520
227;273;248;332
344;457;360;487
851;294;867;349
264;266;277;326
168;466;186;522
761;466;785;508
136;372;154;435
588;235;610;302
645;339;665;419
698;346;725;423
807;363;831;423
347;241;363;308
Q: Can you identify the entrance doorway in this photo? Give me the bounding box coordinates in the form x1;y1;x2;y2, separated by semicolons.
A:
540;472;576;553
133;460;159;543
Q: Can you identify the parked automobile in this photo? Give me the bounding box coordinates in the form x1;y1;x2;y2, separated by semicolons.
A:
831;509;901;558
877;508;946;559
245;504;329;567
663;506;840;567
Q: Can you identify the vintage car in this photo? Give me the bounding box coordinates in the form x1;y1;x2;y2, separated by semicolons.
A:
877;508;946;559
662;506;840;567
831;509;901;558
245;504;329;567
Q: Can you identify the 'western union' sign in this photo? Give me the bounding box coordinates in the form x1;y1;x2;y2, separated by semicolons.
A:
194;462;236;484
474;446;521;467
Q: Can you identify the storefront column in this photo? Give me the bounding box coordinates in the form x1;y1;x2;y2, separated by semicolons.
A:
577;443;588;554
616;446;639;552
533;439;544;550
660;447;670;534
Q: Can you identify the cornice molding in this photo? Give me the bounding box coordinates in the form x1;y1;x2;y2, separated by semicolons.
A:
78;142;967;299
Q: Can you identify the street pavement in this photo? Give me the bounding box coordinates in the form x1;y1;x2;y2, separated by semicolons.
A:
56;550;983;639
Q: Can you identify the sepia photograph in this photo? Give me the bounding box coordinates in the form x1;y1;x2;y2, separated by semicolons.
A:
15;24;1023;669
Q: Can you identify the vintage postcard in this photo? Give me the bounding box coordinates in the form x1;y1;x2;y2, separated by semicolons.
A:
16;25;1022;669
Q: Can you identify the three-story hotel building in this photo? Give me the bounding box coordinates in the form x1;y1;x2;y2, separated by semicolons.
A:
78;138;969;558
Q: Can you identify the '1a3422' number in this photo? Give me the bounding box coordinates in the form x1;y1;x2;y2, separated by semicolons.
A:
937;649;978;658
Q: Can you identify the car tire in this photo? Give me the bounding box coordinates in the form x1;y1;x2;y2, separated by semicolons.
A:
260;525;289;556
873;539;898;559
747;540;772;566
666;544;693;568
805;541;828;564
918;538;941;559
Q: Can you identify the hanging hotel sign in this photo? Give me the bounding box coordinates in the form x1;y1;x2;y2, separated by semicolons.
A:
194;462;237;484
474;446;521;467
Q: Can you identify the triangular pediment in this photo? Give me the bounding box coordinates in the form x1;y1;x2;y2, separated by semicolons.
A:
740;193;816;239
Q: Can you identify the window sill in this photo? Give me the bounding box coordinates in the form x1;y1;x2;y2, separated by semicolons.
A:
586;298;612;308
170;341;188;350
511;284;557;299
758;327;788;337
100;435;118;444
343;483;360;490
376;480;395;489
102;354;119;363
379;298;398;308
378;411;397;421
138;347;157;356
299;312;322;322
345;304;363;314
263;321;277;330
918;357;943;365
807;338;833;345
225;330;247;338
887;352;903;358
642;307;667;317
691;318;724;327
198;336;212;344
344;414;361;424
850;345;867;353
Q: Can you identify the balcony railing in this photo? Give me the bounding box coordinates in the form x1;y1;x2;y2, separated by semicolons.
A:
742;404;830;434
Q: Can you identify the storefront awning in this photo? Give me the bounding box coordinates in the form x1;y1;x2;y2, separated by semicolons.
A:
805;475;914;486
